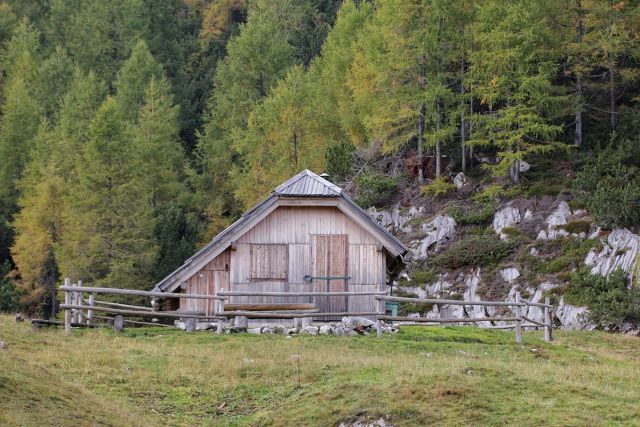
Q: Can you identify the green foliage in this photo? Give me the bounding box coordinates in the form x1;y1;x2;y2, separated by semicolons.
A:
0;261;19;312
574;145;640;229
447;202;496;226
432;234;514;269
354;172;397;208
394;288;433;316
421;177;455;198
324;141;355;182
566;268;640;329
561;220;592;235
412;269;438;285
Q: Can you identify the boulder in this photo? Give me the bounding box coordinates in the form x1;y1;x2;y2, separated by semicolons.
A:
500;268;521;283
556;297;596;330
319;324;332;335
341;316;375;329
518;160;531;172
493;206;521;239
537;201;571;240
412;215;457;259
453;172;469;189
247;328;262;335
261;327;274;334
301;326;319;335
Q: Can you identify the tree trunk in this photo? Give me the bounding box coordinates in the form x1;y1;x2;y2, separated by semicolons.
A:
469;99;474;167
460;58;466;172
417;58;426;184
575;0;584;147
510;159;520;183
435;98;442;178
608;1;616;130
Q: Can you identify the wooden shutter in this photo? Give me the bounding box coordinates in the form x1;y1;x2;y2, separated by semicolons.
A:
250;244;288;281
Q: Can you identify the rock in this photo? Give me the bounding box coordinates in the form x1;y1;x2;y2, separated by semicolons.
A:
500;268;521;283
411;215;457;259
537;201;571;240
556;297;596;330
333;325;346;336
518;160;531;172
368;204;422;234
493;206;521;239
15;313;23;322
261;327;274;334
319;324;332;335
453;172;469;189
529;247;539;257
301;326;319;335
248;327;262;335
585;228;640;277
341;316;375;329
0;341;5;349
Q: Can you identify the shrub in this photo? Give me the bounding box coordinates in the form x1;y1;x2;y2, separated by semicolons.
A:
432;234;514;269
421;177;455;198
394;289;433;316
354;172;397;208
565;267;640;328
446;202;496;226
325;141;355;182
573;145;640;228
561;220;591;235
0;261;19;312
412;269;437;285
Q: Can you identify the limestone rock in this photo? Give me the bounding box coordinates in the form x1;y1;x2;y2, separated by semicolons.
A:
537;201;571;240
518;160;531;172
301;326;319;335
453;172;469;189
411;215;456;259
493;206;521;239
585;228;640;276
341;316;375;329
248;328;262;335
500;268;521;283
556;297;596;330
319;324;332;335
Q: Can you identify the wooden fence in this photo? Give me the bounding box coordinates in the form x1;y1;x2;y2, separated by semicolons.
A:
57;278;553;343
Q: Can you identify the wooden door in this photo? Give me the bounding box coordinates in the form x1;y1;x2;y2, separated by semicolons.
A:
312;234;348;315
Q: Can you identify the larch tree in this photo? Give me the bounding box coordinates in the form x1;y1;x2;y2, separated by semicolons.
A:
57;97;156;289
468;0;563;183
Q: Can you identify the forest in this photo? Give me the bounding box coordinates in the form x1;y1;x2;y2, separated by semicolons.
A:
1;0;640;318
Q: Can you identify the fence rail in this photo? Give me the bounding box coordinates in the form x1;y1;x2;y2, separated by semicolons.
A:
57;278;553;343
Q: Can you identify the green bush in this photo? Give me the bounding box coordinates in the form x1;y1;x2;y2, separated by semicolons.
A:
421;177;455;198
412;269;437;285
394;289;433;316
574;145;640;228
447;202;496;226
325;141;355;182
354;172;397;208
561;220;591;235
565;267;640;328
0;261;19;312
432;234;514;269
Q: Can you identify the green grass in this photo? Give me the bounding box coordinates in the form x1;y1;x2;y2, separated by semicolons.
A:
1;316;640;426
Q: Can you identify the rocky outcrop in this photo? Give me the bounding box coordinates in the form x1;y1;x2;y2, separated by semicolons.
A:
368;204;423;234
537;201;571;240
500;268;520;283
585;228;640;276
453;172;469;189
493;205;521;239
411;215;456;260
556;297;596;330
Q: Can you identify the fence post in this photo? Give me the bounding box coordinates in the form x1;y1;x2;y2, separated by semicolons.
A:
544;296;552;342
216;289;224;335
77;280;84;324
64;277;71;335
114;314;124;332
515;291;522;344
87;294;95;326
376;296;384;338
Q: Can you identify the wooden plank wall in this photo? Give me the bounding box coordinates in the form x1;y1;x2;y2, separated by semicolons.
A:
179;206;386;317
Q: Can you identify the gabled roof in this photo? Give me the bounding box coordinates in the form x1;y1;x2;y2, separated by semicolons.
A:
153;170;408;293
274;169;342;197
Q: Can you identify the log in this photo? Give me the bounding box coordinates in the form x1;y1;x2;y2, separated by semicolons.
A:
88;299;154;311
93;315;173;328
218;291;386;297
376;295;526;307
377;316;520;323
77;280;84;324
87;295;95;326
544;296;553;342
60;285;226;300
221;311;381;319
60;304;223;320
31;319;97;328
216;291;225;335
224;303;316;311
520;316;546;327
114;315;124;332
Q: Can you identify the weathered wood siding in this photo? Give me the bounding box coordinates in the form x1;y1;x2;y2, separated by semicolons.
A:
179;206;386;317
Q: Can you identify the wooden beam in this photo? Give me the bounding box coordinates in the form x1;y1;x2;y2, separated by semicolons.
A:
219;291;386;297
60;304;223;320
224;303;316;311
376;295;526;307
221;311;379;319
378;316;520;323
61;286;225;300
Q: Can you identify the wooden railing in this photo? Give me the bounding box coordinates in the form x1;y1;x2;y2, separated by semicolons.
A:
57;279;553;343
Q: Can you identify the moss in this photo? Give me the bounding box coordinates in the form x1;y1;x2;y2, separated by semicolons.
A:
569;199;586;211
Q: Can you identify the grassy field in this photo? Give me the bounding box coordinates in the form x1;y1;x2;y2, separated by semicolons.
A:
1;316;639;426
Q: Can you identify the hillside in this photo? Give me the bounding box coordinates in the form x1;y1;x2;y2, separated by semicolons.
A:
1;316;639;426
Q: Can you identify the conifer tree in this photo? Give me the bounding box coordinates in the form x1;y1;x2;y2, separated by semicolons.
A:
57;97;156;289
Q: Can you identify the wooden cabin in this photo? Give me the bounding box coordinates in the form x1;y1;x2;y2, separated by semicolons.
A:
153;170;408;321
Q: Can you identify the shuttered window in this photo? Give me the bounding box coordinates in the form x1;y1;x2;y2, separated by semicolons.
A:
250;244;288;281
